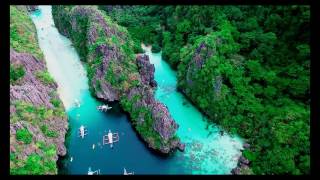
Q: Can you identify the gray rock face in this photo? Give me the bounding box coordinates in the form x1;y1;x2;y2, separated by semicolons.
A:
10;49;57;108
185;42;210;87
231;167;241;175
231;155;251;175
151;101;178;140
170;138;185;152
10;49;68;157
231;142;251;175
126;85;184;153
239;155;250;165
94;78;120;101
136;54;157;88
135;55;183;152
64;7;126;102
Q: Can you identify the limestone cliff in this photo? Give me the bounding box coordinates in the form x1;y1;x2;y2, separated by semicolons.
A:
52;5;184;153
10;6;68;174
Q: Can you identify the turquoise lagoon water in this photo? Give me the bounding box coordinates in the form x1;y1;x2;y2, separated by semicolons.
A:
30;5;243;174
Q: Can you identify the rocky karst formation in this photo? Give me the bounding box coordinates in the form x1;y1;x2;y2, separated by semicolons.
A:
10;49;68;157
10;6;68;174
136;54;157;88
52;5;184;153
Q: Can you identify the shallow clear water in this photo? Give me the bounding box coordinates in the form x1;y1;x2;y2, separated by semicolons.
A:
30;5;243;175
143;46;244;174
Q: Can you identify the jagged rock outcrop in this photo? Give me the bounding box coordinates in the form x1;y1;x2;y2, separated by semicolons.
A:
10;6;68;174
135;55;181;152
52;5;184;154
10;50;56;109
231;155;251;175
10;49;68;156
136;54;157;88
125;85;181;153
231;143;252;175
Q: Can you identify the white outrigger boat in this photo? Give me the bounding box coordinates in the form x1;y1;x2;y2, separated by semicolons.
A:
78;125;88;139
88;167;100;175
103;130;119;148
97;104;112;112
123;168;134;175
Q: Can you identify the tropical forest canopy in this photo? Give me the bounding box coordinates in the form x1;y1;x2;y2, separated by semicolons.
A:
100;5;310;174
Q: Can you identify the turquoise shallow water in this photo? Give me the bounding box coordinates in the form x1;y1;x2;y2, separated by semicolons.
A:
30;5;243;174
144;46;244;174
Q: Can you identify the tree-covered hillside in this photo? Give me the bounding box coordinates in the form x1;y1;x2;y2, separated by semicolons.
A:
101;5;310;174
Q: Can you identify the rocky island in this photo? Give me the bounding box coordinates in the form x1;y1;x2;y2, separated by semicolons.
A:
52;5;184;154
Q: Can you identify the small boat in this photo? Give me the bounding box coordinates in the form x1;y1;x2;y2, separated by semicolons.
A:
108;130;114;148
124;168;134;175
103;130;119;148
97;104;112;112
92;144;95;149
88;167;100;175
70;157;73;162
78;125;88;139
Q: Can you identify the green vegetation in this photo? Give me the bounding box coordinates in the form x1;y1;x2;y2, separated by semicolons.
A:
120;94;168;149
10;64;25;83
99;6;163;53
16;128;33;144
176;6;310;175
10;100;65;174
101;5;310;174
10;6;43;60
50;98;61;108
10;143;57;175
35;70;55;85
41;125;58;138
151;43;161;53
13;101;65;124
12;100;65;140
53;6;139;95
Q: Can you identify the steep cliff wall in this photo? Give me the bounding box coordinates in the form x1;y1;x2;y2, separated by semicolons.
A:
10;6;68;174
52;6;184;154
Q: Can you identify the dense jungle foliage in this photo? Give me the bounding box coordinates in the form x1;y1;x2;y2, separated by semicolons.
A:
101;5;310;174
